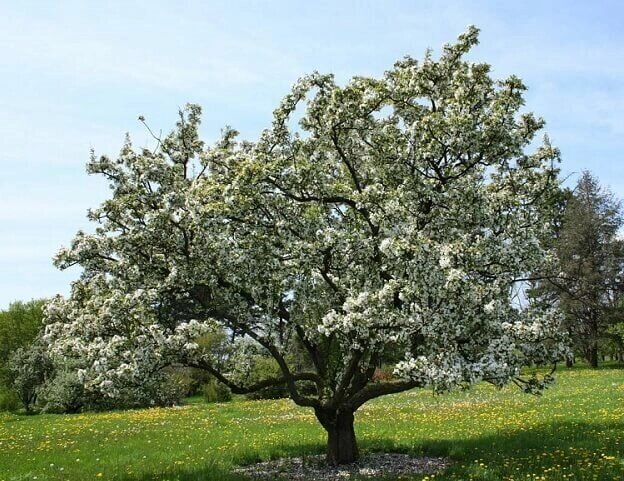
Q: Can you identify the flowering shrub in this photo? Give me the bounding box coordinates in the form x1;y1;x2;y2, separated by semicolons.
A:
9;339;53;412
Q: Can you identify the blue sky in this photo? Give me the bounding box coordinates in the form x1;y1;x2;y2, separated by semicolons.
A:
1;0;623;309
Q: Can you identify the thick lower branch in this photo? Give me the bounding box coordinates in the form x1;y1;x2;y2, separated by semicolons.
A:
331;351;364;407
189;358;320;396
191;287;320;408
348;379;422;410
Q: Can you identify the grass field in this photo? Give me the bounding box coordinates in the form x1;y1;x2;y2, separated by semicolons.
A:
2;366;623;481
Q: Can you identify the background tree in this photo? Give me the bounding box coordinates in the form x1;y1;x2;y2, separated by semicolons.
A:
0;299;46;404
0;299;46;383
545;171;624;367
0;299;47;411
44;27;566;465
606;318;624;362
8;336;53;412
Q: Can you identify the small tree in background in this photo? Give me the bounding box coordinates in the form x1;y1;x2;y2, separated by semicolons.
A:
9;338;53;412
0;299;47;411
44;27;566;465
0;299;46;385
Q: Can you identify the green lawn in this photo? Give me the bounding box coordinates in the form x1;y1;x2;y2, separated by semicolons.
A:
2;367;623;481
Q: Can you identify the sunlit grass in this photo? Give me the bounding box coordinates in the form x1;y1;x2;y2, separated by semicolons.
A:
2;366;623;480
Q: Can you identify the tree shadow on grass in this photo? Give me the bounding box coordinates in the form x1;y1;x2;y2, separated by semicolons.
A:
114;465;246;481
563;361;624;371
112;442;326;481
361;419;624;480
114;420;624;481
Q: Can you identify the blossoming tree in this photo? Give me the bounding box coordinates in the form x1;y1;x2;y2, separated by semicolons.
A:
45;27;566;465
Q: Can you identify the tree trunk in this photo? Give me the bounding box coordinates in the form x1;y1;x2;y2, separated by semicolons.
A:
587;343;599;368
315;408;359;465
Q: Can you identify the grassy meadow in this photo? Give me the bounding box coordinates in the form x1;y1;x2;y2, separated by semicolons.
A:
1;366;623;481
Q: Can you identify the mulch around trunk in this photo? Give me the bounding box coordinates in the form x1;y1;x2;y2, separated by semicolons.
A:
233;453;452;480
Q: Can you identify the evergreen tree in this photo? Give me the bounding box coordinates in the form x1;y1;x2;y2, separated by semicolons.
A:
547;172;624;367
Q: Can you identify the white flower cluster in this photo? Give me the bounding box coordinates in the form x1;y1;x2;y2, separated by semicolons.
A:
43;28;567;409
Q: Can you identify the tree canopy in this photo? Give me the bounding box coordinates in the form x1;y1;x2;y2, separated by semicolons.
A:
44;27;566;464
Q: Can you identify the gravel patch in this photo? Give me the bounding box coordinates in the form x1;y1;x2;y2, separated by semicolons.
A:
234;453;451;480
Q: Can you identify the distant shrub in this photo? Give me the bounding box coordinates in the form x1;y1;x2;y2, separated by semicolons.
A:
37;368;190;413
0;386;20;412
201;379;232;403
140;373;190;407
37;368;86;414
8;339;53;412
165;367;211;397
243;356;289;400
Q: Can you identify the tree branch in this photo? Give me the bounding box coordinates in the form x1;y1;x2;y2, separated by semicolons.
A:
348;379;423;410
189;358;320;395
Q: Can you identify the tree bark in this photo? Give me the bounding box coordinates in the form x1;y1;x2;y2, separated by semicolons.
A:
315;408;359;465
586;343;599;368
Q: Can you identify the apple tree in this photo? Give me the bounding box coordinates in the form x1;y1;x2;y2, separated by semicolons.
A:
44;27;566;465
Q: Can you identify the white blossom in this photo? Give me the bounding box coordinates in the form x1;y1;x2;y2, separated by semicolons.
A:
44;27;566;413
